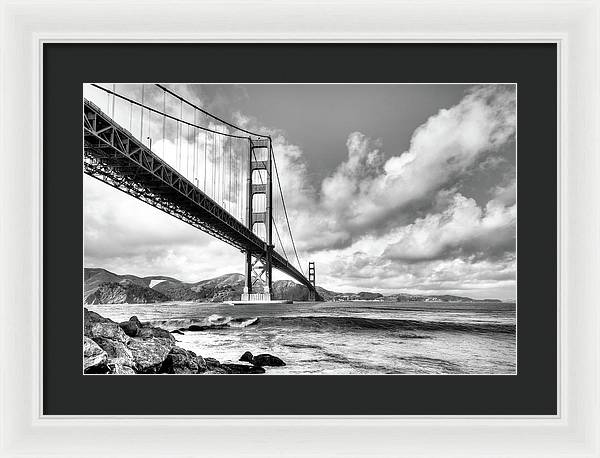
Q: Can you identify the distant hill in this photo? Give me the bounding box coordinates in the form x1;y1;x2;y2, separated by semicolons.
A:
84;268;181;304
83;267;501;304
85;279;170;304
151;280;203;301
83;269;324;304
186;273;245;302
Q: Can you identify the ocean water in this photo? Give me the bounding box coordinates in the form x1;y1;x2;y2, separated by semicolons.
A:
86;301;516;375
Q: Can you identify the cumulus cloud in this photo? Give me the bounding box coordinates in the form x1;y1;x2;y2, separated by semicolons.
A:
299;84;516;250
382;192;516;263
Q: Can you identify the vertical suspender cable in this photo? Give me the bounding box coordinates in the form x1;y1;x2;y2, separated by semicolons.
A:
229;138;232;211
162;90;166;158
238;142;241;218
196;123;200;186
219;128;222;204
216;130;219;201
224;135;227;210
112;84;116;118
239;142;242;221
220;129;223;205
217;128;223;204
235;141;238;220
147;106;151;150
186;123;190;179
214;130;218;200
193;109;197;185
211;134;217;200
178;99;183;170
223;134;231;211
241;144;244;222
140;84;145;140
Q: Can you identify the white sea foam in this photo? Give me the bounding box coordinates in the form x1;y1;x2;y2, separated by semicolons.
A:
207;314;231;325
228;317;259;328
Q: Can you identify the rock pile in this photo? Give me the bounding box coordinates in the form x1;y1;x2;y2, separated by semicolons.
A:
83;309;284;375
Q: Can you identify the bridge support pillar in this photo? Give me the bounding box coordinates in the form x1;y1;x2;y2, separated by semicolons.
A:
243;251;252;295
308;261;316;301
241;251;272;302
241;137;273;303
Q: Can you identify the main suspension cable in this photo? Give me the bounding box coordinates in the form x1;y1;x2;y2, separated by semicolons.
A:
271;143;304;276
90;84;249;140
156;83;269;139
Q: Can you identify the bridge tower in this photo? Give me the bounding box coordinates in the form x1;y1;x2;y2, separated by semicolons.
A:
242;137;273;302
308;261;316;301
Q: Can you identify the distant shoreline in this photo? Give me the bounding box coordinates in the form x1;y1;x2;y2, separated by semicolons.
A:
85;298;513;307
83;267;506;305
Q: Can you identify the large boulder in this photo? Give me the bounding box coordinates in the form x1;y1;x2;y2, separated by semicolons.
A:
204;357;222;371
128;337;174;373
204;357;230;373
84;309;129;344
196;355;207;373
119;316;142;337
83;336;108;372
119;315;175;341
93;337;135;370
137;324;175;341
240;351;285;367
160;346;199;374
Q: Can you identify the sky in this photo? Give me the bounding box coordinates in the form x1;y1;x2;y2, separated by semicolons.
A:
84;83;516;300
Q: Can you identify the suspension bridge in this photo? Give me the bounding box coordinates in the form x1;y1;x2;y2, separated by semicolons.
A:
83;84;317;302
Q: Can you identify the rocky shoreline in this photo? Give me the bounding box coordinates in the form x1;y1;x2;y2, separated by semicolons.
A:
83;309;284;375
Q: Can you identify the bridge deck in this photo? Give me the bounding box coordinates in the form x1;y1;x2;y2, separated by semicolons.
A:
83;99;313;290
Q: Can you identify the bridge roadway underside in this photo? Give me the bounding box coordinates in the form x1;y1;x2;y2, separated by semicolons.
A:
83;99;314;291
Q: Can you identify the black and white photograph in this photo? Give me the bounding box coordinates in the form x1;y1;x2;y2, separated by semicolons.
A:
83;83;517;376
8;0;600;449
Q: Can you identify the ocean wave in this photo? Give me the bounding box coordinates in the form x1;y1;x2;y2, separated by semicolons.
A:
257;316;515;334
178;315;260;331
151;314;514;334
145;315;259;331
228;317;259;328
145;318;199;330
207;314;231;325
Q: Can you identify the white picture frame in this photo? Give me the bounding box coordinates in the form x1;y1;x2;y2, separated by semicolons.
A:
1;0;598;456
